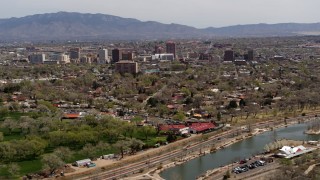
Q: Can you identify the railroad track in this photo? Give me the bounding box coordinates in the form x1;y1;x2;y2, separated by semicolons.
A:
77;110;320;180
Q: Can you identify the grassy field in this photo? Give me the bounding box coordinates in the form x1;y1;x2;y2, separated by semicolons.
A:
0;159;42;179
0;112;28;121
0;111;43;121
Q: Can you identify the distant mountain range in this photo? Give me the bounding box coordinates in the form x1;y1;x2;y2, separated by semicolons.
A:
0;12;320;41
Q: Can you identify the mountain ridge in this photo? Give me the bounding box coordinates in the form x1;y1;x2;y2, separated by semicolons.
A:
0;12;319;40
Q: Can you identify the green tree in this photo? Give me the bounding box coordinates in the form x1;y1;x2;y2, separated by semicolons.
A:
147;97;159;107
228;100;238;109
0;142;15;162
181;87;191;97
173;111;186;121
113;139;130;158
53;147;73;162
239;99;246;108
7;163;20;177
166;133;177;143
81;143;96;159
128;138;144;154
140;126;156;140
131;116;143;125
42;154;65;174
95;141;111;153
0;132;3;142
123;123;136;138
217;112;222;121
0;106;9;117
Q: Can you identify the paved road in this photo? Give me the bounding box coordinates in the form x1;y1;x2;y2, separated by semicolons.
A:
77;111;320;180
141;85;167;107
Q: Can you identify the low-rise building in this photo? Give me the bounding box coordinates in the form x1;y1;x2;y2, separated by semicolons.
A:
152;54;174;61
115;60;139;74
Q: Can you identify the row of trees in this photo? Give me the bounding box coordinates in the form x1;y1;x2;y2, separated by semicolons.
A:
0;136;47;162
0;114;157;163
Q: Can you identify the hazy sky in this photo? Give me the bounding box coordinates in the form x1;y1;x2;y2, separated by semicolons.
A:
1;0;319;28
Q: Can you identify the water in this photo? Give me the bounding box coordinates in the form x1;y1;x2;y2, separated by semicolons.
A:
160;123;320;180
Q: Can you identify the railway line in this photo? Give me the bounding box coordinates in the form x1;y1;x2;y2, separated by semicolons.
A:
78;111;320;180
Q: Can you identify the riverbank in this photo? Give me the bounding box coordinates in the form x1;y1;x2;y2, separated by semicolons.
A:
149;117;317;180
197;139;316;180
139;127;272;180
305;129;320;135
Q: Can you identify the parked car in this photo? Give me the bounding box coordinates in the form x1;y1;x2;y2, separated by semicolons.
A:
233;167;243;174
239;159;247;164
86;163;96;168
249;163;258;169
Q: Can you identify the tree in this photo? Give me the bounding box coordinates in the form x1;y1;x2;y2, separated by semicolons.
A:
53;147;72;162
96;141;111;153
131;116;143;125
8;102;20;112
0;132;3;142
217;112;222;121
7;163;20;177
193;94;203;108
128;138;144;154
0;106;9;117
228;100;238;109
166;133;177;143
147;97;159;107
1;118;17;135
0;142;15;162
157;104;169;118
123;123;136;138
173;111;186;121
113;139;130;158
181;87;191;97
84;115;99;127
42;154;65;174
81;143;96;159
239;99;246;108
140;126;156;140
18;116;37;136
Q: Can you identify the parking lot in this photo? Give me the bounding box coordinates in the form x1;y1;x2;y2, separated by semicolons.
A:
232;158;269;174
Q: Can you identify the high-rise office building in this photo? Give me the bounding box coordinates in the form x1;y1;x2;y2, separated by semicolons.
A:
248;49;254;61
69;48;80;60
224;49;234;62
166;41;176;58
28;53;46;64
98;49;109;64
112;49;122;63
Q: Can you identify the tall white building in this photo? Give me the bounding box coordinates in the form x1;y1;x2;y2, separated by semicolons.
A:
98;49;109;64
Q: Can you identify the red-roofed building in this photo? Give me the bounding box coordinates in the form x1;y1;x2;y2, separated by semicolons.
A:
189;122;215;134
63;113;80;119
159;124;189;135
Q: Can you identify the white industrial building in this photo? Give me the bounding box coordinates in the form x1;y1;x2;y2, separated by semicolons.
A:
152;53;174;61
277;145;316;159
